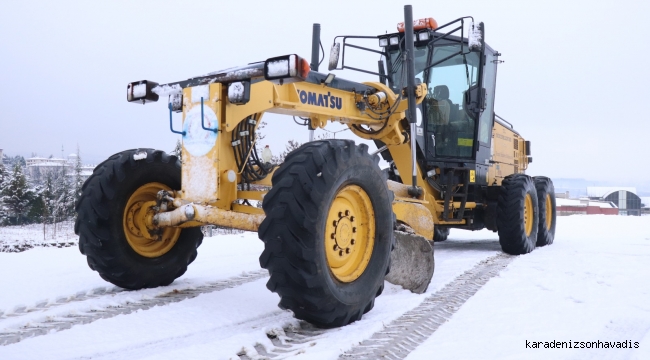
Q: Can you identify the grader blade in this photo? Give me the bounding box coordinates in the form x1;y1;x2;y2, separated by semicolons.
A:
385;231;434;294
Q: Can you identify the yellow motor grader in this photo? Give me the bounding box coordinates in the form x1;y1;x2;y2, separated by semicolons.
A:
75;5;556;328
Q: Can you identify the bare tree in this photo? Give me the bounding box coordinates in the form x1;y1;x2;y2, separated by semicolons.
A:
171;139;182;162
272;139;302;165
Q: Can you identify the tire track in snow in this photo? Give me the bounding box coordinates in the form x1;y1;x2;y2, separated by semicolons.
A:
0;270;269;346
235;253;513;360
0;286;126;321
340;253;514;359
238;322;329;359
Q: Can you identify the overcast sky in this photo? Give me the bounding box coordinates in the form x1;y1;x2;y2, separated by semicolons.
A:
1;0;648;186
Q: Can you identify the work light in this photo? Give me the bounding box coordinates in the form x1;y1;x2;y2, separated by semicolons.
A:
126;80;159;103
264;54;310;85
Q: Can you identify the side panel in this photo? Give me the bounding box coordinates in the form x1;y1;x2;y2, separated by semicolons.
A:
487;121;527;185
181;84;221;203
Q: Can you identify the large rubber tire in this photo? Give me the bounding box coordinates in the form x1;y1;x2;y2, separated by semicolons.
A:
433;227;449;242
534;176;556;246
497;174;539;255
75;149;203;290
259;140;393;328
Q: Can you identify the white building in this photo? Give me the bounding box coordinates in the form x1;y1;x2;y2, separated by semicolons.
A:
26;154;94;182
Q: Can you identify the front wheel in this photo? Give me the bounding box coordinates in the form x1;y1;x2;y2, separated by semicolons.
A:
258;140;393;328
75;149;203;290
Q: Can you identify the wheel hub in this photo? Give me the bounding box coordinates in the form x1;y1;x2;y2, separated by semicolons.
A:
334;216;354;249
123;183;181;258
523;193;534;237
126;200;160;240
325;185;375;283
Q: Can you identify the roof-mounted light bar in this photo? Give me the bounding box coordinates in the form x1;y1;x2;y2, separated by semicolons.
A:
127;80;159;104
264;54;311;85
397;17;438;32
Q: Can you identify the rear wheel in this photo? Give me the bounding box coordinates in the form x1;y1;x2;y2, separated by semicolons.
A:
433;227;450;242
497;174;539;255
75;149;203;290
259;140;393;328
534;176;556;246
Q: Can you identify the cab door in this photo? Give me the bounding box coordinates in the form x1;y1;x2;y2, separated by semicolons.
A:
474;45;499;184
421;43;481;162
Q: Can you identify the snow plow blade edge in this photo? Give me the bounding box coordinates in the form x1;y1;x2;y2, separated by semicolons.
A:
385;231;434;294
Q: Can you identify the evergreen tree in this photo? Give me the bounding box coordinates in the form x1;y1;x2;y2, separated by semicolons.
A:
41;173;55;225
1;164;33;225
0;164;7;225
52;165;74;223
10;155;26;168
74;145;84;208
0;163;6;185
26;183;44;223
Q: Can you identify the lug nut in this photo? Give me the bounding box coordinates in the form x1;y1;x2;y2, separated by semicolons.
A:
346;248;350;254
352;227;357;233
338;211;343;218
339;250;344;256
350;216;355;222
333;244;339;250
331;233;336;239
345;210;350;216
351;239;355;245
333;220;338;226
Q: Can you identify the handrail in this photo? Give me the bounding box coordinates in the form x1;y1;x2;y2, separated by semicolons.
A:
168;103;185;135
495;114;513;129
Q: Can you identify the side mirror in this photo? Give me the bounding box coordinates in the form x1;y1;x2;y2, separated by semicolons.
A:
468;22;484;51
464;85;486;118
328;43;341;71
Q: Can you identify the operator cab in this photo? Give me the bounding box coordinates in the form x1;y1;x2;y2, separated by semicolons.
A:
381;18;501;224
381;17;499;174
328;17;502;224
376;17;501;207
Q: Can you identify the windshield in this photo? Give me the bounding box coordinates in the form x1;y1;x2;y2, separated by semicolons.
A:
388;43;480;159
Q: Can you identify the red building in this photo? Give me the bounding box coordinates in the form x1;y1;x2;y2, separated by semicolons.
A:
556;198;618;216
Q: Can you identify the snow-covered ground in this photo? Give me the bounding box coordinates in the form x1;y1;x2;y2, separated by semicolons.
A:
408;215;650;360
0;221;77;252
0;215;648;359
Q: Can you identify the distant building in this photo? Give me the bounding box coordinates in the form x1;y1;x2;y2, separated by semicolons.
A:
556;198;618;216
555;191;571;199
587;187;642;216
641;197;650;216
26;154;94;182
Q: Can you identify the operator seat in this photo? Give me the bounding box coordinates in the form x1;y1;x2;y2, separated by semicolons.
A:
434;85;461;123
429;85;451;125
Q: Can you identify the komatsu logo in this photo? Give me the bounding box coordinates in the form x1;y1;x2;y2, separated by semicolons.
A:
297;90;343;110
